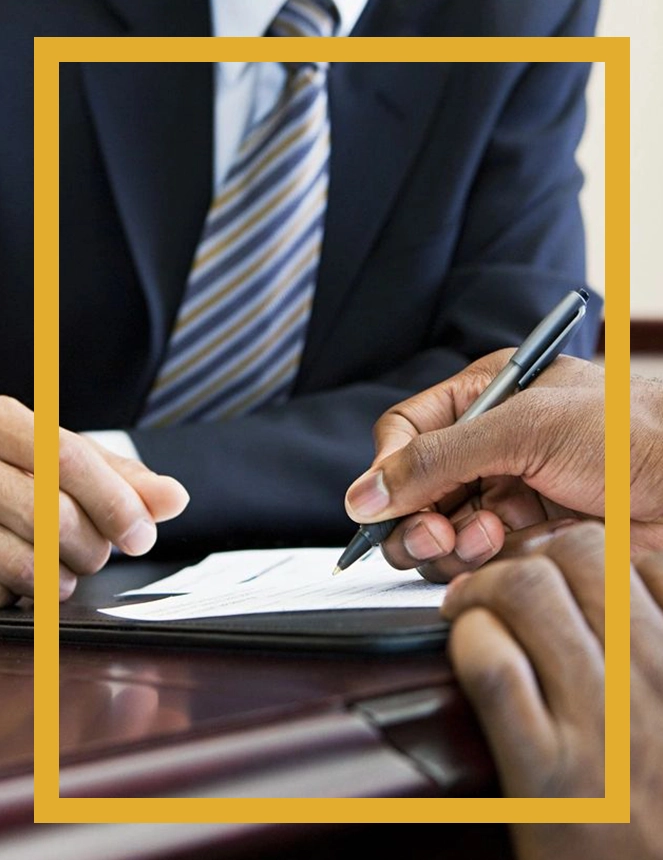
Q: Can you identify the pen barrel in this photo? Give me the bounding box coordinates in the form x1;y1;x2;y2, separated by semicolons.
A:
509;289;588;371
458;290;588;426
456;362;523;424
335;518;401;570
360;518;401;546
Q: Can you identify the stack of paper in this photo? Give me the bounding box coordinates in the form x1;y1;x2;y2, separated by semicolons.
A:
98;547;446;622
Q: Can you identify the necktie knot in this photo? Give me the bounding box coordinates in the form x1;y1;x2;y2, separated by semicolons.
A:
269;0;339;39
139;1;335;427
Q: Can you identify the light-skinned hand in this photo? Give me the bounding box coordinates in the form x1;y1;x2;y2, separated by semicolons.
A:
0;396;190;606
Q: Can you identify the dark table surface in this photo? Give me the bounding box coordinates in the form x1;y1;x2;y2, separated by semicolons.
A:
0;558;516;859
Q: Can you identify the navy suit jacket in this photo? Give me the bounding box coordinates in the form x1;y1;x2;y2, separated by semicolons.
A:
1;0;602;556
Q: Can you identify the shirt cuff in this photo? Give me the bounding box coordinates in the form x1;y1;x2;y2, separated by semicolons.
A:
84;430;142;462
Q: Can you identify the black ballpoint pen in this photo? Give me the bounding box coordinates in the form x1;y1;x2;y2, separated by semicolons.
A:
332;288;590;575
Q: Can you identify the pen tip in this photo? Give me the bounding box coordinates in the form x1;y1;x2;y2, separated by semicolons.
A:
332;566;342;576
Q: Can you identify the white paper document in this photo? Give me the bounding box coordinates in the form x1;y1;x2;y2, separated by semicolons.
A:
98;547;446;622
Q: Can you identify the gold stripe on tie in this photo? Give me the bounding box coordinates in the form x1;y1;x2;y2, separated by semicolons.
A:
209;75;316;216
138;0;339;428
151;296;314;428
192;125;329;275
153;242;321;393
177;180;327;333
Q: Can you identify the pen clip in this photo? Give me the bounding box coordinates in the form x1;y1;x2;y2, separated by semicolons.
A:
517;305;586;389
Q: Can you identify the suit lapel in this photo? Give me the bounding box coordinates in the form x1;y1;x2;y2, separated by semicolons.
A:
298;0;454;382
78;0;452;386
80;0;212;361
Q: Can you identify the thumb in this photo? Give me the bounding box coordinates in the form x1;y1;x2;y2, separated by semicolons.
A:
345;405;530;523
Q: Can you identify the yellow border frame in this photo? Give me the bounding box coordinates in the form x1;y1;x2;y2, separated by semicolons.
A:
34;36;629;824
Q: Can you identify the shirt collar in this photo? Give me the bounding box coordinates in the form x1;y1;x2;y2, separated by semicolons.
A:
211;0;369;83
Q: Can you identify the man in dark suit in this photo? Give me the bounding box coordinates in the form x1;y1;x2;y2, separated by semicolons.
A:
0;0;602;603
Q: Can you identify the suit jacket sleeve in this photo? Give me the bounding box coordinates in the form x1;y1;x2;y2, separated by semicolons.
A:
131;29;604;557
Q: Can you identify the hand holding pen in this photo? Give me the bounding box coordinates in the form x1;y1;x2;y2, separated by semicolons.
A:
336;289;592;577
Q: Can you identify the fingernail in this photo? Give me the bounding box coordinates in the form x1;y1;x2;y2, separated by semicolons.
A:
455;515;494;563
553;519;580;535
346;471;390;519
120;519;157;556
404;521;448;561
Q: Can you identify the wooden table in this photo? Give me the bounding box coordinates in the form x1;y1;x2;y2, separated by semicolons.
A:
0;559;516;859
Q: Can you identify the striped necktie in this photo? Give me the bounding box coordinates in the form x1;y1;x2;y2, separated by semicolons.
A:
138;0;338;428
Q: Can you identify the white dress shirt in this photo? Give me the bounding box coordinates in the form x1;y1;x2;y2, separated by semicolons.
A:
87;0;369;460
209;0;368;187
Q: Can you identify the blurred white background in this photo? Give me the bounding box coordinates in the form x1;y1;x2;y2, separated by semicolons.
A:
577;0;663;321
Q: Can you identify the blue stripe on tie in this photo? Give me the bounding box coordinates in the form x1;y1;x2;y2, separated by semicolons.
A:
197;248;319;376
138;1;338;427
186;117;328;290
167;211;325;373
223;77;321;185
185;194;309;314
146;264;317;420
144;214;324;409
167;184;326;369
270;0;337;39
199;106;326;248
144;235;322;419
189;129;328;294
180;153;328;313
184;323;308;423
171;183;321;364
150;299;310;426
161;232;321;379
201;137;313;246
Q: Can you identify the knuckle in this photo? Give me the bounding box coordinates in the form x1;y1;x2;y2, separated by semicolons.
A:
58;494;80;544
2;475;34;535
15;554;35;589
58;429;85;478
452;627;526;707
0;396;33;455
406;433;441;483
372;408;417;462
555;521;605;566
1;543;35;593
0;395;27;419
471;659;523;707
81;540;112;575
577;520;607;544
23;487;35;527
102;494;133;536
494;555;559;614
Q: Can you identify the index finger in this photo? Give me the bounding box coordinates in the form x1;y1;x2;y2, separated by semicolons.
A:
372;349;515;463
441;547;604;725
59;429;157;556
